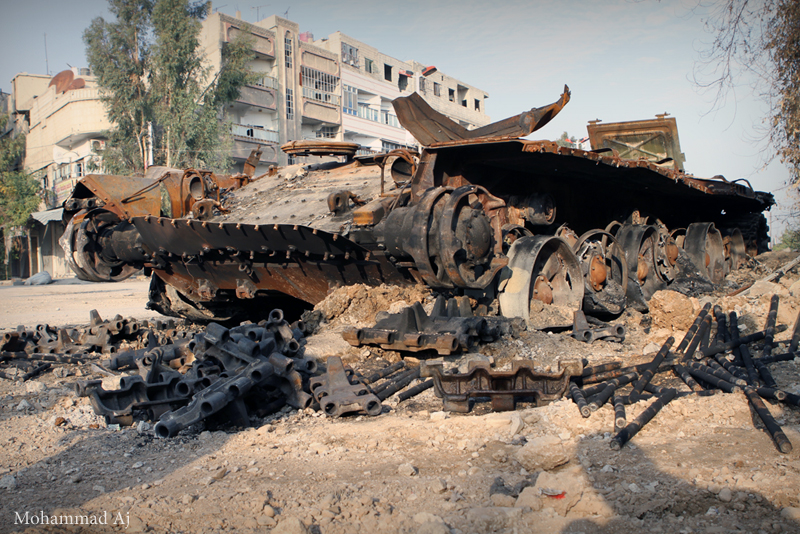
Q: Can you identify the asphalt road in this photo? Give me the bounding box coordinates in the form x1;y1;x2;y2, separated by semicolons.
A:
0;276;160;330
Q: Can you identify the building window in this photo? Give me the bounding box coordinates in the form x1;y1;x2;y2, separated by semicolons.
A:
448;88;455;102
365;58;375;74
300;66;341;105
384;64;392;82
419;78;426;94
288;154;296;165
474;99;480;111
434;82;441;96
286;88;294;119
398;76;408;91
285;33;293;69
76;161;84;177
342;43;358;67
317;126;337;139
382;140;403;152
343;85;358;115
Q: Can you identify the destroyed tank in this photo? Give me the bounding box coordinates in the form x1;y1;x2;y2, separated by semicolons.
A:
60;86;774;325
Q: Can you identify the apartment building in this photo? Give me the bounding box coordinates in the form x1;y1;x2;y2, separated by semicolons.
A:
16;70;110;207
315;32;490;154
200;12;490;170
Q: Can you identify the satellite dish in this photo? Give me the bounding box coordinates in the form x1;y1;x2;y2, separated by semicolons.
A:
49;70;74;94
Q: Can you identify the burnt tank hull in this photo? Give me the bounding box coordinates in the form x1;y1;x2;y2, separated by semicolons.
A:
59;88;774;324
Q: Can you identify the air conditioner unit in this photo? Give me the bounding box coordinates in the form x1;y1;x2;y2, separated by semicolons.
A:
90;139;106;152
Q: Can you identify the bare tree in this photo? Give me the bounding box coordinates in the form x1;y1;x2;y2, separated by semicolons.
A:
694;0;799;183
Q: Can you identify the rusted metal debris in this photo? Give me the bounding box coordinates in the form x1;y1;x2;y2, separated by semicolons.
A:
571;295;798;453
422;359;583;413
342;296;522;355
58;88;774;324
76;308;315;436
310;356;382;417
571;310;625;343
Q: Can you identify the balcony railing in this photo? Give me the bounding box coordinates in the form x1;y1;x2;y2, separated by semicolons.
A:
231;123;279;143
350;104;401;128
302;87;341;106
252;76;278;90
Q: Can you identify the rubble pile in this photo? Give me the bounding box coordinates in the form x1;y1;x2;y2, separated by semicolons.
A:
0;251;799;533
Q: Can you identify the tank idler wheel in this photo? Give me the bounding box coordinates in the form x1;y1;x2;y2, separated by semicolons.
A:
498;236;584;326
683;222;726;284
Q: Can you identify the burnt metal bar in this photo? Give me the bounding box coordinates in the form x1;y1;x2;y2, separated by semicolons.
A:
675;302;712;354
743;386;792;453
610;388;677;450
630;337;674;399
377;367;421;400
700;330;768;359
372;367;419;394
22;362;52;381
613;394;626;431
714;354;749;381
756;387;787;401
581;361;622;377
712;304;729;346
690;360;747;386
362;361;405;384
789;309;800;353
581;372;638;398
685;366;742;393
687;316;711;361
582;360;676;384
729;312;761;386
673;363;704;392
587;381;617;412
570;381;591;418
755;351;797;365
397;378;433;401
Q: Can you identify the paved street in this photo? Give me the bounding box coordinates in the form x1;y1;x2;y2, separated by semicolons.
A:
0;276;159;330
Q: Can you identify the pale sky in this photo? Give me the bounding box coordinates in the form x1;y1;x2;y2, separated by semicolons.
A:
0;0;793;237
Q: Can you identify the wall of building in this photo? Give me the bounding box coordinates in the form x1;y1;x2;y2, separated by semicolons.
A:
24;72;109;206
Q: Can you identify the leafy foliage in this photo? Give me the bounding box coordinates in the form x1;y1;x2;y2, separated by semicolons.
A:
774;226;800;251
0;114;41;227
694;0;800;183
85;0;257;174
555;132;577;148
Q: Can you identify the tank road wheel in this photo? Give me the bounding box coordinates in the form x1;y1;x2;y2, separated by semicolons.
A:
683;223;727;284
616;224;676;310
498;236;584;326
501;224;533;255
59;210;139;282
721;228;747;271
572;229;628;316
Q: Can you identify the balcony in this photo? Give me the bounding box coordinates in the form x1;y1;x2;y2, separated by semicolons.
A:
225;26;274;58
346;104;401;128
302;87;340;107
231;123;279;143
231;124;279;163
251;76;278;90
235;85;277;110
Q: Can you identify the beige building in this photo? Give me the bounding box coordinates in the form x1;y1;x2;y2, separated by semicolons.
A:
199;12;491;171
21;70;110;207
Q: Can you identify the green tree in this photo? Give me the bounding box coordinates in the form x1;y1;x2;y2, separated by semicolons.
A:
694;0;800;183
555;131;577;148
85;0;257;174
0;114;41;227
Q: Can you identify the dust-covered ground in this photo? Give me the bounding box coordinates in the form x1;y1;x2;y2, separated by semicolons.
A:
1;252;800;534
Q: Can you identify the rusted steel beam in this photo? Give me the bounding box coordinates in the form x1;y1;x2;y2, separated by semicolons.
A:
743;386;792;454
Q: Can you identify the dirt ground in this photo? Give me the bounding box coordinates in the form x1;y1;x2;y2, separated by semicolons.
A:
1;252;800;534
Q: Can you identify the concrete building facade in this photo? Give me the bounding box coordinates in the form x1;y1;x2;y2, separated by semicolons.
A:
200;12;491;170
